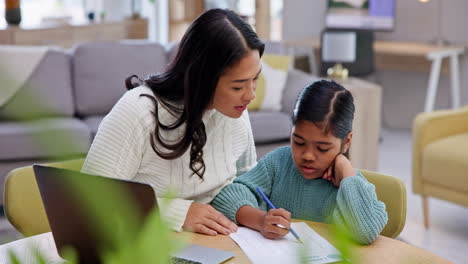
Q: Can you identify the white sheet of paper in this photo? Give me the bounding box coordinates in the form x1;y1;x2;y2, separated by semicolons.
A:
229;222;341;264
0;232;65;264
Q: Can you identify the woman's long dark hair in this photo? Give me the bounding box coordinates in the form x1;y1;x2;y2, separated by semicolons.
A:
125;9;264;180
293;80;355;153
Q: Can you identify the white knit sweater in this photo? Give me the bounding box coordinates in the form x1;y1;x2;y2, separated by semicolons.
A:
81;86;257;231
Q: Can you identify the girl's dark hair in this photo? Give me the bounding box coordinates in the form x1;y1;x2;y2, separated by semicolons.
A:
293;80;355;142
125;9;265;180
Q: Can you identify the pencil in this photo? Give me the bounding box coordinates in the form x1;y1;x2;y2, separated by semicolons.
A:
255;187;303;244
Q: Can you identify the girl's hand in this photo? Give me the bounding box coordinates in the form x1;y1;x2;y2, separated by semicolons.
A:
322;154;355;187
183;203;238;236
259;208;292;239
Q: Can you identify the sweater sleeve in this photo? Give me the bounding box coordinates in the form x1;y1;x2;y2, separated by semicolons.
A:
81;90;194;232
81;91;146;181
332;170;388;245
211;155;275;224
156;197;193;232
235;110;258;176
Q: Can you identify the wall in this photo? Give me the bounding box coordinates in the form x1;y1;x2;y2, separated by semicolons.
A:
282;0;326;41
283;0;468;129
100;0;131;21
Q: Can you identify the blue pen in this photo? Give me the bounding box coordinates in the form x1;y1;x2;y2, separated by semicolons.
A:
256;187;303;243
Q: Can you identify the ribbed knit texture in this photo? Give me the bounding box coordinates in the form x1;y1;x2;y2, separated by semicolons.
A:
81;86;257;232
211;146;388;245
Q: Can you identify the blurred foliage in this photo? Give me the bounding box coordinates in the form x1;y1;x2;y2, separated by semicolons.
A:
331;223;359;264
1;48;187;264
8;189;184;264
1;69;184;262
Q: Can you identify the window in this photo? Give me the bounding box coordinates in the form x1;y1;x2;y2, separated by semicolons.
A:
203;0;283;40
1;0;86;27
270;0;283;40
205;0;255;23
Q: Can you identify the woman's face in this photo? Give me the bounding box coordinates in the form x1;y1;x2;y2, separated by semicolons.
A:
291;120;351;180
211;49;262;118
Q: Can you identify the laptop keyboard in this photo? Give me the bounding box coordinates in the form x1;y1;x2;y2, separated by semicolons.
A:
171;256;202;264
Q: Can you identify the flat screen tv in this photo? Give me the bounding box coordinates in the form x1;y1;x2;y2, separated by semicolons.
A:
325;0;395;31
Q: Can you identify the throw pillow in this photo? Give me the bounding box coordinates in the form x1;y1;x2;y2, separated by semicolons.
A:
248;54;292;111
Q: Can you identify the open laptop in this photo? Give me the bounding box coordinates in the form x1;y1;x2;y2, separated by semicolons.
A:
33;165;234;264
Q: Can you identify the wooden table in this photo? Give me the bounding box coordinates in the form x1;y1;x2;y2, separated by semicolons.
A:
0;221;453;264
173;221;451;264
285;38;465;73
286;38;466;113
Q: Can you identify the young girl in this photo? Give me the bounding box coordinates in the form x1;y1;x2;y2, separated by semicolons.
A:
211;80;388;245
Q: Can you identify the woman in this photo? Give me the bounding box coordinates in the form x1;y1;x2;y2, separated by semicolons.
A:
81;9;264;236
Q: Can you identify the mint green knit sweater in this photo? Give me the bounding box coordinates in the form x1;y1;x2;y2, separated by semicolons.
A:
211;146;388;245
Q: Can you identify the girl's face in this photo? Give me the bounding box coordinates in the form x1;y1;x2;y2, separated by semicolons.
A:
291;120;352;180
210;49;262;118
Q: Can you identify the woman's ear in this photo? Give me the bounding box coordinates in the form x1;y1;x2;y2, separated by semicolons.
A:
343;131;353;153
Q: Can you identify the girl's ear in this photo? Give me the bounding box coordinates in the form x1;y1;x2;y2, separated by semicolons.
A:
343;131;353;153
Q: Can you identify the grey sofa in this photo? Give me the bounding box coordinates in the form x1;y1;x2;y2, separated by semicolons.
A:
0;40;316;207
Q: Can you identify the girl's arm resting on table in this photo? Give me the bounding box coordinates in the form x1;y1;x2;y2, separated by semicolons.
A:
211;156;275;223
236;205;265;231
211;182;292;239
237;205;291;239
212;151;291;239
211;182;259;224
332;172;388;245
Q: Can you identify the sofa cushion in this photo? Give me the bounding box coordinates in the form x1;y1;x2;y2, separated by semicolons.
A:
87;111;293;146
249;111;291;144
73;41;167;117
249;54;292;111
0;48;74;120
166;41;179;64
422;133;468;194
82;115;105;140
280;69;319;116
0;118;91;160
263;40;291;55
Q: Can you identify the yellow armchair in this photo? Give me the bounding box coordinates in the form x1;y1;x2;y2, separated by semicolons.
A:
413;105;468;229
4;158;85;236
359;169;407;238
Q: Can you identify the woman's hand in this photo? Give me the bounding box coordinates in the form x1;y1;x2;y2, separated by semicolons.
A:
183;203;238;236
322;154;355;187
259;208;292;239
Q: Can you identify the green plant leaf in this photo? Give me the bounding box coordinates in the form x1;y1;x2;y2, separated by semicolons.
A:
8;251;21;264
330;223;358;264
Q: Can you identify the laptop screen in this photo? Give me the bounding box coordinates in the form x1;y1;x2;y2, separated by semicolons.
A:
33;165;156;264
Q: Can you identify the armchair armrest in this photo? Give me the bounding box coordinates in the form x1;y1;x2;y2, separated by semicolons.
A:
412;106;468;193
413;106;468;146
